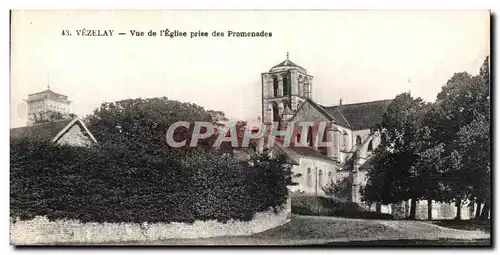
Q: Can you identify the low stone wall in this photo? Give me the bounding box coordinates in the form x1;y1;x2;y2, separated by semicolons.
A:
10;202;291;245
390;200;474;220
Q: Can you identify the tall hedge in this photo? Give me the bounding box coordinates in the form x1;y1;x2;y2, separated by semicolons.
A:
10;138;293;224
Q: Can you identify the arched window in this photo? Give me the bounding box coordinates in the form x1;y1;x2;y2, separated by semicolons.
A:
273;75;279;97
272;102;280;122
307;168;312;187
367;140;373;151
356;135;362;146
282;74;289;96
318;170;323;188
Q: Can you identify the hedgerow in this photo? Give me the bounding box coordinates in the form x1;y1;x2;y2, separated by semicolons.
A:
10;138;294;224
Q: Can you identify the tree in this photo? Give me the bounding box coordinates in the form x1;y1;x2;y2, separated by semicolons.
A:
85;97;217;150
430;56;490;219
33;111;78;124
207;110;229;124
457;113;490;219
412;142;448;220
363;93;431;219
323;177;351;200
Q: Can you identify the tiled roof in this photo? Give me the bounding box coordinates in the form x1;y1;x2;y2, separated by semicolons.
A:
27;89;69;99
269;59;305;72
322;99;393;130
10;119;73;142
331;110;351;127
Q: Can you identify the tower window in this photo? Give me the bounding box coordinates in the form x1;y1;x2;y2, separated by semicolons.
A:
272;102;279;122
368;140;373;151
282;74;289;96
272;75;279;97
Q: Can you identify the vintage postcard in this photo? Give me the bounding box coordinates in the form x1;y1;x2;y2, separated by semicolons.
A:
9;10;491;246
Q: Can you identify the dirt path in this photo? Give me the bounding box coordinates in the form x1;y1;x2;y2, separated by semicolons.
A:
114;215;489;246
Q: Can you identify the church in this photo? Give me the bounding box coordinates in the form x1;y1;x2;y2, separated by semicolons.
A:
259;54;474;219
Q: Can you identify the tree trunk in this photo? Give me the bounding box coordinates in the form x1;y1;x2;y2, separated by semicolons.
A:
427;199;432;220
475;200;482;219
409;198;417;219
376;202;382;213
480;199;490;220
455;200;462;220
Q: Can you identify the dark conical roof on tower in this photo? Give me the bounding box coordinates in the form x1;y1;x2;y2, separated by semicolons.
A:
269;52;306;72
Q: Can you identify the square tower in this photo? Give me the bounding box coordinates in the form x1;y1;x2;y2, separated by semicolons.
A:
26;88;71;125
261;53;313;124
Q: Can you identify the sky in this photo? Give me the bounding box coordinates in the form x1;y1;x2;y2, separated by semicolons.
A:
10;10;490;128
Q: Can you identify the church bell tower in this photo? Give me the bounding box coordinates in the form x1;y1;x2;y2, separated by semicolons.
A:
261;53;313;124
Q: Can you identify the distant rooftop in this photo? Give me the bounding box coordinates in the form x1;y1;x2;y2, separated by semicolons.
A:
10;119;73;142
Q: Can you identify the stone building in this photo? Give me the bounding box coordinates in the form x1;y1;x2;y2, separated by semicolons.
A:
10;117;98;147
25;87;72;126
259;54;472;219
12;87;97;147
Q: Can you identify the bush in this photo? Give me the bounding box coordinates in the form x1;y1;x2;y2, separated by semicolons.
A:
10;139;294;224
291;194;393;220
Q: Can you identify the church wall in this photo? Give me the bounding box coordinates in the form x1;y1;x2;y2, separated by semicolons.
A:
352;129;370;145
334;125;353;164
290;70;298;95
352;129;373;157
290;157;338;196
261;74;274;99
414;200;474;220
292;101;331;123
367;203;392;214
